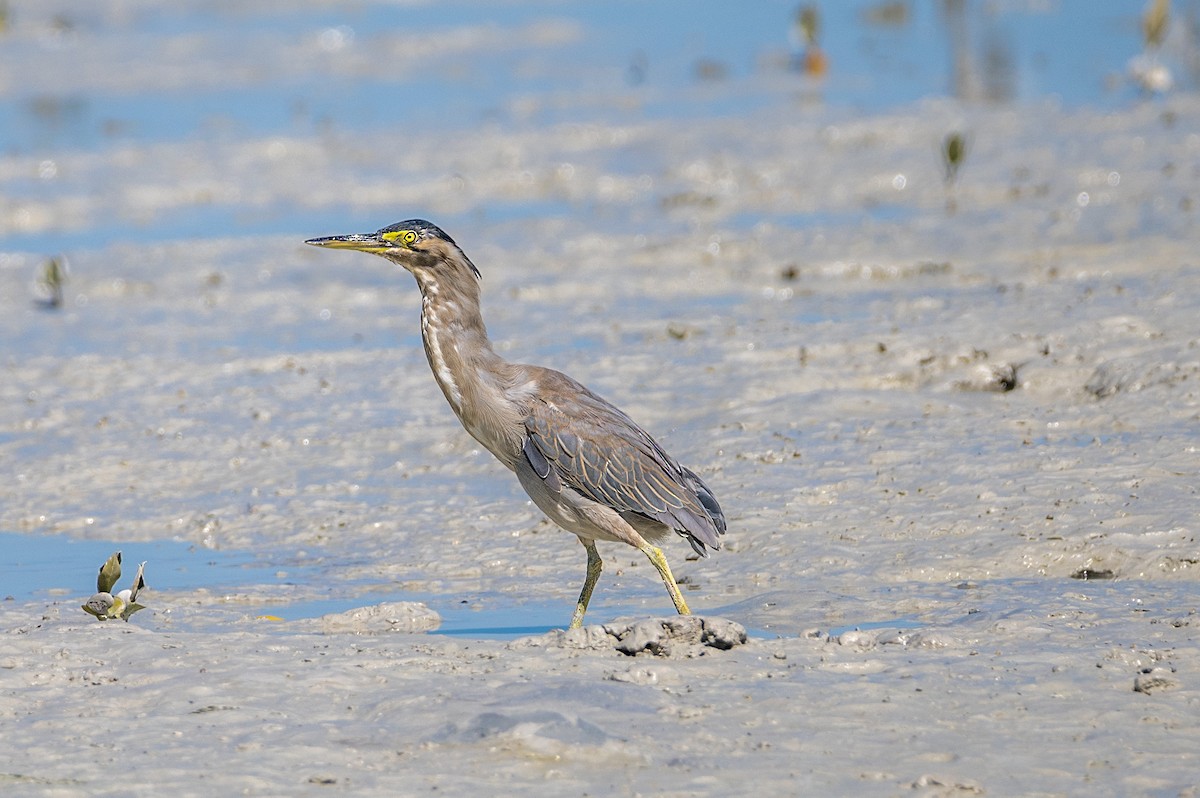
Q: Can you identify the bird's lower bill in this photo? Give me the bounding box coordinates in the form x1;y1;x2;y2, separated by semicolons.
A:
305;233;390;253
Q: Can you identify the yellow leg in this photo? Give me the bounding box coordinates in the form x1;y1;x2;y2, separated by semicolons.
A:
568;539;603;630
640;544;691;616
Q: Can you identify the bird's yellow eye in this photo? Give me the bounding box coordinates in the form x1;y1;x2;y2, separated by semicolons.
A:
382;229;420;246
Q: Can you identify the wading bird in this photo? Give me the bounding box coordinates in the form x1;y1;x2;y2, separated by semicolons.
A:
306;220;725;628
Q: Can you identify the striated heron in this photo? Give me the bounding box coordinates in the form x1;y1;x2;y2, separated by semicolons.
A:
305;220;725;628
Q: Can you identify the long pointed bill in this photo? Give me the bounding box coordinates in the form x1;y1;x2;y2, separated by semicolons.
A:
304;233;392;253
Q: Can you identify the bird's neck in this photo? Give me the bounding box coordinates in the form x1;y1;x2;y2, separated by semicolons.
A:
413;270;525;464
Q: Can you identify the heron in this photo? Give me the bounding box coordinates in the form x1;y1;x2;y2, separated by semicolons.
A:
305;220;725;628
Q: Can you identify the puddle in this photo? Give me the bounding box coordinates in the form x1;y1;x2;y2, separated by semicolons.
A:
0;530;671;638
267;592;570;636
827;617;923;638
428;603;564;639
15;528;1170;643
432;625;558;639
0;530;322;603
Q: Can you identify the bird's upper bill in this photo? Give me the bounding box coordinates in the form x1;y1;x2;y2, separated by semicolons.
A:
304;232;396;254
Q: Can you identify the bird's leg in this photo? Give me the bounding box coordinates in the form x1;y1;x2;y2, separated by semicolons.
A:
569;539;604;630
639;544;691;616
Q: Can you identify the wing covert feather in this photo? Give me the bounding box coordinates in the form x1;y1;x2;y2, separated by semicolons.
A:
520;373;724;553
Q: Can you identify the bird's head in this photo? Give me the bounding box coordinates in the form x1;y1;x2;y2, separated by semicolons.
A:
305;219;481;281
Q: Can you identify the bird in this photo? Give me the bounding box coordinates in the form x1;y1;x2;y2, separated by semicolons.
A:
305;220;726;629
81;551;147;622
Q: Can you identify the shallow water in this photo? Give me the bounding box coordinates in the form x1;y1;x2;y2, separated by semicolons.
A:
2;3;1199;793
0;1;1177;254
1;530;314;600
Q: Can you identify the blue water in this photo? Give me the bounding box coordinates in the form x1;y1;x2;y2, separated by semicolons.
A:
0;530;320;602
827;617;923;638
0;1;1156;153
0;0;1175;255
0;530;638;635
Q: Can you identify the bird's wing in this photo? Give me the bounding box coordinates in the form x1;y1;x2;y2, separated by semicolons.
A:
522;372;724;553
128;562;147;603
120;562;148;620
96;551;122;594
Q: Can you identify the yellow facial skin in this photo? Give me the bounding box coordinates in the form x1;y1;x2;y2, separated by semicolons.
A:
305;228;419;254
382;229;418;246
